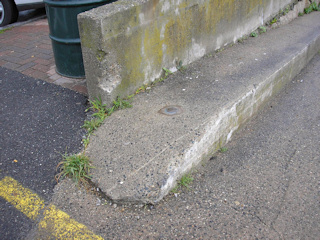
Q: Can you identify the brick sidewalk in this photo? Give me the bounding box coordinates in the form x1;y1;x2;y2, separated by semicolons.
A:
0;19;87;95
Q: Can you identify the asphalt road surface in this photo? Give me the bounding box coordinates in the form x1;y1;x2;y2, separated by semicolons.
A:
0;67;87;239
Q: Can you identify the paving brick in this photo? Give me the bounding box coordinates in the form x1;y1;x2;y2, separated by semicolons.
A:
16;62;36;72
72;85;88;95
2;62;20;70
19;58;35;65
0;60;6;66
2;55;23;64
9;51;26;58
38;44;52;50
25;70;49;80
48;73;61;81
37;48;53;55
32;64;50;73
54;77;75;85
47;66;56;75
9;46;26;53
34;59;52;66
37;53;52;60
21;68;35;75
1;18;87;95
0;50;11;57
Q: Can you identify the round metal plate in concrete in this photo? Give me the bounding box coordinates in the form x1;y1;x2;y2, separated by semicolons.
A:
158;105;183;116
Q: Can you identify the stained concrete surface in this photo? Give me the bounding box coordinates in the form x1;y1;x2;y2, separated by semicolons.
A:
40;31;320;240
85;11;320;203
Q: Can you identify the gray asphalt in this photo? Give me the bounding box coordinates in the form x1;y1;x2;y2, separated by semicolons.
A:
48;53;320;239
0;67;87;239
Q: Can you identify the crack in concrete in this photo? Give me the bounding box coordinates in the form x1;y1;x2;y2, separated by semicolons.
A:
269;149;298;239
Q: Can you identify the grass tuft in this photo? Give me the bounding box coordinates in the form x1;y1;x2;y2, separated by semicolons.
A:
171;173;194;193
220;147;228;153
304;2;319;14
56;153;93;184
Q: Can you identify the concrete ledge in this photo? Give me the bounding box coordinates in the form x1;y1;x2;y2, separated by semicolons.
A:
78;0;301;105
85;12;320;204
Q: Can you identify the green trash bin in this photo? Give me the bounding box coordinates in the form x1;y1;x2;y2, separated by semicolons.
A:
45;0;114;78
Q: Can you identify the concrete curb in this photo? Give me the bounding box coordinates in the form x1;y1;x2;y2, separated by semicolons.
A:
86;12;320;204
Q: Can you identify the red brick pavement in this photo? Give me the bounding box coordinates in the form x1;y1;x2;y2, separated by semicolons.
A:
0;19;88;95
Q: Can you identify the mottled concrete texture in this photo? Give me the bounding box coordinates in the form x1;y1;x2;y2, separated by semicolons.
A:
78;0;302;105
84;12;320;204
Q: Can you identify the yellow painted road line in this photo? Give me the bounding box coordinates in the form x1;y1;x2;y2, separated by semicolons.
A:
0;176;45;220
39;204;104;240
0;177;104;239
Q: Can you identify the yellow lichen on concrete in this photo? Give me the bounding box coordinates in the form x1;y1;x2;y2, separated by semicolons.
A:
115;31;144;93
79;0;296;105
143;23;164;75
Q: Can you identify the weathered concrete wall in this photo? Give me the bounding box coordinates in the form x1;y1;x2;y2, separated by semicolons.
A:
78;0;305;104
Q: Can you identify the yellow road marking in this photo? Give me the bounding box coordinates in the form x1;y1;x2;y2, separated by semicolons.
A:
39;205;104;239
0;177;104;239
0;176;45;220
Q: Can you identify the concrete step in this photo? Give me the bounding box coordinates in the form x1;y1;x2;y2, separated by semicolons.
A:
86;12;320;204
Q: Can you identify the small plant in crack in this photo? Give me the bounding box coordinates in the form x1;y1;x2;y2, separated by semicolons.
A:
56;152;93;184
83;118;104;135
107;96;132;115
82;97;107;135
179;173;194;189
176;60;186;72
238;35;248;43
220;147;228;153
270;18;277;25
82;96;132;135
258;26;267;33
134;67;173;95
304;2;319;14
171;173;194;193
163;67;173;77
250;31;258;37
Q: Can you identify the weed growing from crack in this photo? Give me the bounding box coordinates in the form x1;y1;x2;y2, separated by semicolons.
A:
56;153;93;184
250;31;258;37
179;174;194;189
82;137;90;149
304;2;319;14
108;96;132;115
82;96;132;136
171;173;194;193
176;60;187;72
83;118;104;135
270;18;278;25
238;35;248;43
258;26;267;33
220;147;228;153
133;67;173;96
82;97;108;136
